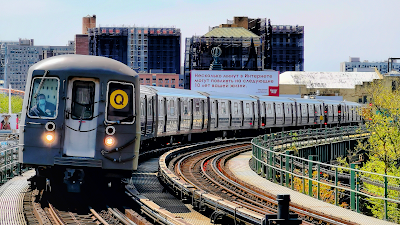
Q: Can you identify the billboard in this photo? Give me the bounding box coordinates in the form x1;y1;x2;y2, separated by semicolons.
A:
0;114;18;133
190;70;279;96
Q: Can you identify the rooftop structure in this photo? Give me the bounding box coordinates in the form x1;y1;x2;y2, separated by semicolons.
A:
280;71;381;89
340;57;400;74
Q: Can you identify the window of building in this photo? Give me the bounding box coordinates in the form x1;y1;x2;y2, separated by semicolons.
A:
165;79;169;83
172;79;175;83
171;85;175;88
146;78;150;83
165;84;168;87
159;78;163;83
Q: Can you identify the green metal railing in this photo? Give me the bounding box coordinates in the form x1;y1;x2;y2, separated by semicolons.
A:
0;134;22;184
251;126;400;222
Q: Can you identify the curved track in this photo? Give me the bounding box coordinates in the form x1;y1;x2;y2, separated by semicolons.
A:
163;141;358;225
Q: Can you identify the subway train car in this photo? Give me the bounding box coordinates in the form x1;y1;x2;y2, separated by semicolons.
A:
19;55;140;191
20;55;363;192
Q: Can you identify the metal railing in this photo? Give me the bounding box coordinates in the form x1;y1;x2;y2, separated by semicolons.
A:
0;134;22;184
251;126;400;222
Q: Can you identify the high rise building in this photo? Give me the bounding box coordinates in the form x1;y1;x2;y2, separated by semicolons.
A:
3;39;74;90
0;41;19;81
340;57;400;74
88;26;181;74
216;17;304;72
183;16;304;89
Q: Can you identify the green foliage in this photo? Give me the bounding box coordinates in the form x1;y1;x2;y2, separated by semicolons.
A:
0;94;23;114
360;81;400;222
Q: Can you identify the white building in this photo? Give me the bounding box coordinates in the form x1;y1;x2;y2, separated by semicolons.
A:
340;57;400;74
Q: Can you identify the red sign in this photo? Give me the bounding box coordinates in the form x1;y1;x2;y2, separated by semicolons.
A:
116;29;120;33
109;29;113;33
102;29;106;33
150;30;154;34
268;86;279;96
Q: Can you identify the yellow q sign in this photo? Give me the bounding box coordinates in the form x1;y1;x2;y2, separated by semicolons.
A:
110;90;128;109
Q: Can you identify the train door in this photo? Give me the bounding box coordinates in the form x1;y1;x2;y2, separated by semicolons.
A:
261;102;266;127
163;98;167;132
240;101;244;127
140;97;145;135
144;96;148;134
291;103;294;125
296;103;301;126
228;100;232;127
214;100;218;128
273;102;277;125
148;96;154;134
177;98;182;131
190;99;194;129
63;78;99;157
252;102;256;127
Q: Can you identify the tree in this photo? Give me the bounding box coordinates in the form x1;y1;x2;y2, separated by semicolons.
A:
360;80;400;222
0;94;23;114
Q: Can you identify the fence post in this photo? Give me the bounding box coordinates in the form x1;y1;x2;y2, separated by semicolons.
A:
335;167;338;206
285;151;293;188
384;175;388;221
268;147;273;181
350;163;356;211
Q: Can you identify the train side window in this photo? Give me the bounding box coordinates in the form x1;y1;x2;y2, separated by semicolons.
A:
147;99;152;116
221;102;226;114
245;103;250;115
183;100;189;115
267;103;272;114
106;81;135;123
28;77;59;119
276;104;281;114
195;101;200;115
140;100;145;116
234;102;238;115
71;81;95;120
169;100;175;116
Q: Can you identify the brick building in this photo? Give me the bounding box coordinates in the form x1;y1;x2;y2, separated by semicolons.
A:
139;73;182;89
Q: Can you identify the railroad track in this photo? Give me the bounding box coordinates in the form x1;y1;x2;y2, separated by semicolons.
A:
159;140;359;225
23;186;146;225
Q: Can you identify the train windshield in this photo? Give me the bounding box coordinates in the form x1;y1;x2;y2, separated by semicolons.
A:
106;81;135;124
28;77;59;119
71;81;95;120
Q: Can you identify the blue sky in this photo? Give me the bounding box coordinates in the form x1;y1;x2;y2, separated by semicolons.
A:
1;0;399;71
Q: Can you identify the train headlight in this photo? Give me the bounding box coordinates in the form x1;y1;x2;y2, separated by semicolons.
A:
45;132;55;143
104;136;115;147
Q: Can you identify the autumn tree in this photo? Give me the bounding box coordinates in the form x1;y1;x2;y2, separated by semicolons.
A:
360;80;400;222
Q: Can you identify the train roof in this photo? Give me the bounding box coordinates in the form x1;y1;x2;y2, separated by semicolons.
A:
141;86;207;98
199;91;256;101
28;55;138;77
255;95;294;103
287;98;322;104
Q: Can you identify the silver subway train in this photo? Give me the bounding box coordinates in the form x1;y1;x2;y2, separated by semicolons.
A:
19;55;362;191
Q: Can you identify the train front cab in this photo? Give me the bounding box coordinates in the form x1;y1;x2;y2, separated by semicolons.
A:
20;55;140;191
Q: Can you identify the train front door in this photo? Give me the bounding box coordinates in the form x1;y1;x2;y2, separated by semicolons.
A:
63;78;99;157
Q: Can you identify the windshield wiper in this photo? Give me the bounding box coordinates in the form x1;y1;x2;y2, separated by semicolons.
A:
33;70;49;99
